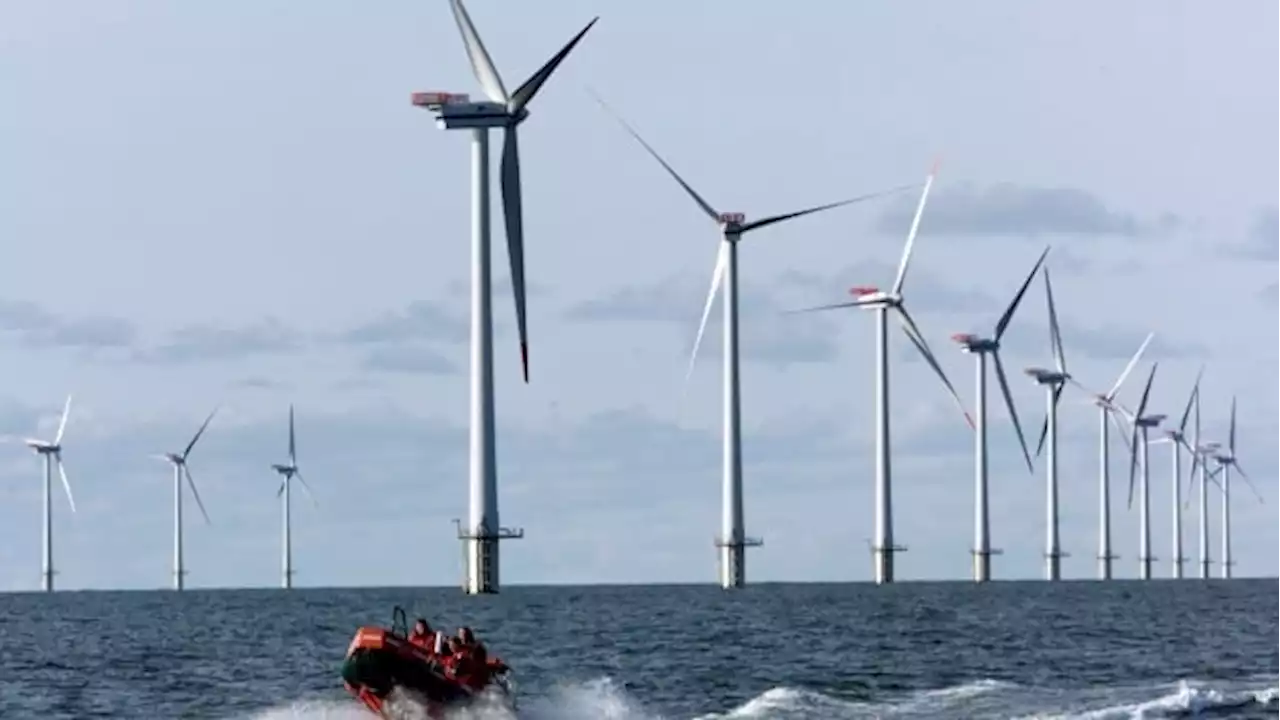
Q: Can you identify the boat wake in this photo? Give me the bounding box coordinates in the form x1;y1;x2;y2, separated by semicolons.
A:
243;676;1278;719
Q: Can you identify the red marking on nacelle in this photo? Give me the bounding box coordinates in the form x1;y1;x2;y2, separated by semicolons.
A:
849;286;879;296
950;333;977;343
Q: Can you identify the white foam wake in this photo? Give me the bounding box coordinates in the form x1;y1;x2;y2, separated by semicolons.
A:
242;676;1279;720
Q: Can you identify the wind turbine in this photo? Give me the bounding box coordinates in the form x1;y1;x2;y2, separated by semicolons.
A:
1204;397;1264;579
1150;368;1201;578
411;0;595;594
793;161;974;585
1024;266;1071;581
591;97;913;590
156;408;215;591
22;395;77;592
272;404;316;590
950;246;1047;582
1069;332;1151;580
1125;362;1162;581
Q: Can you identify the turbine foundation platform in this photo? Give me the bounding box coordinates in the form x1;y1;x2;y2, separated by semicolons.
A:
714;535;763;589
455;521;523;595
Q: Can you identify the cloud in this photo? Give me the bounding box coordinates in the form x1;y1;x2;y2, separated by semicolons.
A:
335;301;468;346
134;317;303;363
1260;282;1278;304
0;299;136;350
444;275;550;299
875;184;1170;239
562;274;841;367
1228;206;1278;261
361;344;458;375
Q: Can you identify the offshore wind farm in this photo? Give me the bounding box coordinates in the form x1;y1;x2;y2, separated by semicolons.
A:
0;1;1274;600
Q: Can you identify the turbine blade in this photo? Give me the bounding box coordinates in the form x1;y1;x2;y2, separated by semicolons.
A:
1034;412;1049;460
295;471;319;507
288;404;297;466
276;479;286;498
508;17;598;113
1105;332;1154;402
1228;396;1237;452
182;406;219;460
1044;266;1067;375
55;455;76;514
54;394;73;446
896;305;973;429
994;246;1050;341
890;158;941;297
1107;408;1133;453
1177;366;1203;434
784;300;862;315
1127;362;1159;509
1233;463;1264;504
184;465;212;525
587;90;719;222
683;241;728;389
737;186;915;235
992;350;1034;473
446;0;509;103
500;127;531;383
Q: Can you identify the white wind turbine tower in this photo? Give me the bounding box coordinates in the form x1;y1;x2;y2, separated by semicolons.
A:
950;247;1047;583
1024;266;1072;581
411;0;596;594
794;161;974;585
591;97;913;590
1202;397;1265;579
1069;332;1152;580
155;408;216;591
273;404;316;590
22;395;78;592
1124;362;1162;581
1149;368;1201;579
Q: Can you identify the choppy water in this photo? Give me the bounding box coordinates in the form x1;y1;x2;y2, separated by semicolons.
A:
0;580;1275;719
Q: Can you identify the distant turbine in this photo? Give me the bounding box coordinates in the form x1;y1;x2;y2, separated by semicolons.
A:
951;246;1047;582
592;96;913;589
272;404;316;590
411;0;595;594
22;395;77;592
794;161;974;585
1025;266;1071;581
1186;390;1221;578
1125;362;1162;581
1069;332;1151;580
1205;397;1264;579
1150;368;1201;578
155;408;216;591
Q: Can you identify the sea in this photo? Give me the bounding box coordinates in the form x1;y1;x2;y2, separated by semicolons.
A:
0;580;1275;719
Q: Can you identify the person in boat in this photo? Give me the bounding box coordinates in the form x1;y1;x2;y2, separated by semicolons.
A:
457;627;509;676
408;618;435;651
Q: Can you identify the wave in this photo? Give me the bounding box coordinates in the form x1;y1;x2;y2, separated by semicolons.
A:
242;676;1279;719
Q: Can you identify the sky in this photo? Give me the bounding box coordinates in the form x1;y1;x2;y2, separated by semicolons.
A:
0;1;1275;591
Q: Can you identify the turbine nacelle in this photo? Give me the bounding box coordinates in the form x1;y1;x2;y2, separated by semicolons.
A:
717;212;746;230
1024;367;1069;385
847;285;897;306
25;439;59;453
163;452;185;465
272;463;297;476
1135;413;1165;429
951;333;996;352
425;98;514;129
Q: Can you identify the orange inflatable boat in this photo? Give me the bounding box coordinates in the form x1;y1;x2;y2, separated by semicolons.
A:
341;606;513;718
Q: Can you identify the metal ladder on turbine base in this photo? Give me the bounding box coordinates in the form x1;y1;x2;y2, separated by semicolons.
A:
714;535;763;589
453;518;524;594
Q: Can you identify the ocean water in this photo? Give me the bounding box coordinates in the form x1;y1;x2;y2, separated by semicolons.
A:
0;580;1275;719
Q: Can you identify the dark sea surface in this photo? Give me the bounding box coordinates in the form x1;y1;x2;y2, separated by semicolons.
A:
1;580;1276;719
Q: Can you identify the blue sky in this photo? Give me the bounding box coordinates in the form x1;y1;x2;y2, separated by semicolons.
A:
0;1;1274;590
